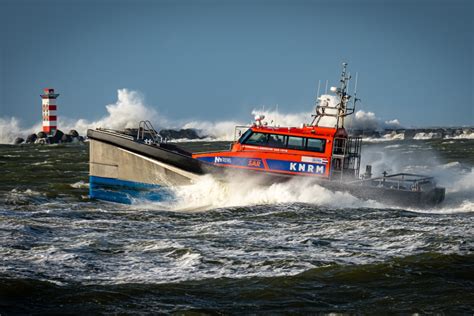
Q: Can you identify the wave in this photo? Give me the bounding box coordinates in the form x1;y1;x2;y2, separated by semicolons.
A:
0;252;471;314
0;117;42;145
445;132;474;140
362;132;405;143
413;132;443;140
2;88;471;144
1;89;402;144
349;110;401;130
159;169;474;214
0;89;168;144
70;181;89;189
139;175;383;211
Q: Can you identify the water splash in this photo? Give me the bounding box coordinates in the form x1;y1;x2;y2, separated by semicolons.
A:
137;174;383;212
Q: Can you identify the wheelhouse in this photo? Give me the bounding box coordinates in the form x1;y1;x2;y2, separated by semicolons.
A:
237;128;327;153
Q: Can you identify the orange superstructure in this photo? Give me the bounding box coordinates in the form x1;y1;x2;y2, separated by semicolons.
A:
193;125;355;179
193;62;363;181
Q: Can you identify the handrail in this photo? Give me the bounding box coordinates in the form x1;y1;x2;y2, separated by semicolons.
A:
349;172;436;189
137;120;163;144
234;125;251;142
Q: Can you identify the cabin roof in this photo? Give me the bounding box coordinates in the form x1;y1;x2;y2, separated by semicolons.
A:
251;125;338;137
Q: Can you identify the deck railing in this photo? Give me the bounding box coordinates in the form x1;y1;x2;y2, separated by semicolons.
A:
137;120;163;144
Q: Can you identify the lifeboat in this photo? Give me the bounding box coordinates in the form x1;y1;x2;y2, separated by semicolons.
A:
87;63;445;207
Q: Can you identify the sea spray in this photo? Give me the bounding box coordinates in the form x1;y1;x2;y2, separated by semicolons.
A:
1;88;405;143
139;174;382;211
0;89;166;143
0;117;42;144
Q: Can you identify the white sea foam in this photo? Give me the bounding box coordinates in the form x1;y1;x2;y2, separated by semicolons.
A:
0;117;42;144
440;161;461;169
418;167;474;214
445;131;474;140
349;110;401;131
70;181;89;189
446;168;474;194
413;132;443;140
144;174;383;211
9;188;42;196
362;132;405;143
31;160;51;166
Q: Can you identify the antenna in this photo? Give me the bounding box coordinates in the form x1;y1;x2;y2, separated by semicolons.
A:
345;72;352;132
354;72;359;95
275;104;278;126
353;72;359;112
316;80;321;99
324;80;328;94
346;72;351;94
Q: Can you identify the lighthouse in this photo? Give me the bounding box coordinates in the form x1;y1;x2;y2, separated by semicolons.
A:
41;88;60;135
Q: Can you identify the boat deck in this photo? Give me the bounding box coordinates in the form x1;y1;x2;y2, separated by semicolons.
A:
169;141;233;154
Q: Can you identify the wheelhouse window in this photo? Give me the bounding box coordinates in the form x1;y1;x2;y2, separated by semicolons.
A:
238;129;253;143
243;132;269;145
287;136;305;150
241;131;326;153
306;138;326;153
267;134;287;148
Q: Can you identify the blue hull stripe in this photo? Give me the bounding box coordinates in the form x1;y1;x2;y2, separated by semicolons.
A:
89;176;173;204
266;159;326;175
89;176;160;189
196;156;264;169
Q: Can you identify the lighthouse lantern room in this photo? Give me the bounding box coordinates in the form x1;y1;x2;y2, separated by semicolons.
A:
41;88;60;135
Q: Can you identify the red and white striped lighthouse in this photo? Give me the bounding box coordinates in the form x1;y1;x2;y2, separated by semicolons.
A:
41;88;60;134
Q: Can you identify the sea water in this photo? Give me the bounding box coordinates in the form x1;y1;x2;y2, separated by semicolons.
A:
0;139;472;313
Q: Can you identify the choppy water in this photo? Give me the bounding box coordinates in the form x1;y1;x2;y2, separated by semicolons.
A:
0;139;473;314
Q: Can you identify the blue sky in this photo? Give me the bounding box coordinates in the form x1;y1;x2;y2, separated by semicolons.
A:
0;0;472;128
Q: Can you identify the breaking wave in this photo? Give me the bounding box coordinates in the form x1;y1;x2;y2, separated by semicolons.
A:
0;89;167;144
1;89;403;143
0;117;42;145
141;166;473;214
413;132;443;140
68;89;167;134
162;175;381;211
443;132;474;140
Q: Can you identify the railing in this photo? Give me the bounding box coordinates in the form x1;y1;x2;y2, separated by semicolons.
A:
234;125;251;142
352;173;436;192
137;120;163;144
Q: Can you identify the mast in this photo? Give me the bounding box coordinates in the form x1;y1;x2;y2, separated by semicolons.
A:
311;62;358;129
337;62;349;128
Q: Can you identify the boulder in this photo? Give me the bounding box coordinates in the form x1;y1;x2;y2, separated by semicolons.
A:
13;137;24;145
37;131;47;139
26;133;37;144
159;128;203;140
69;129;79;137
61;134;73;143
49;129;64;144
